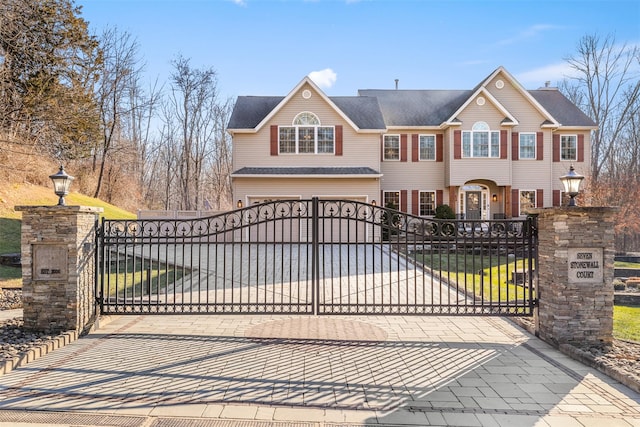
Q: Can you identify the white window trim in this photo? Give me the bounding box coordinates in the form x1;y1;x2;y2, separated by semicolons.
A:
519;132;536;160
419;134;436;161
278;123;335;155
383;134;401;161
462;122;500;158
519;190;536;216
419;190;436;217
560;134;578;161
383;190;401;208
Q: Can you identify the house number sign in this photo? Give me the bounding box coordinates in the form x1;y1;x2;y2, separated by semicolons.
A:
32;244;68;281
567;248;603;284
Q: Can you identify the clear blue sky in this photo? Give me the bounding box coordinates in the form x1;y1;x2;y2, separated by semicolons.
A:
76;0;640;101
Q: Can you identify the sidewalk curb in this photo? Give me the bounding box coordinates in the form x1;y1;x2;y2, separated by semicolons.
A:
0;314;116;376
0;330;77;376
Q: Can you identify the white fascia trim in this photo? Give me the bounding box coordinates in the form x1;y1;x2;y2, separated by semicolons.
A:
552;125;598;131
385;126;442;131
254;77;361;133
232;173;384;179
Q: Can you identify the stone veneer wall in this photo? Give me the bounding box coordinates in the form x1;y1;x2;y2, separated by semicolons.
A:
16;206;103;333
534;207;617;346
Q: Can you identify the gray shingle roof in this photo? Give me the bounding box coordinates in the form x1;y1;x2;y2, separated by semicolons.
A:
357;90;472;126
529;89;597;127
228;86;596;130
232;167;381;176
228;96;386;130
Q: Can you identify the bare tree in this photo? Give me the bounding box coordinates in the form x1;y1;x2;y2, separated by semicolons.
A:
162;56;221;210
93;27;144;199
562;33;640;183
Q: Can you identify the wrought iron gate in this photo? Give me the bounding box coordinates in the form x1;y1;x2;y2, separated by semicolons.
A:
97;198;537;315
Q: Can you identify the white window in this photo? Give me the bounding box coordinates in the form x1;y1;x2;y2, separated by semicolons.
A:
419;191;436;216
519;190;536;215
278;112;334;154
519;133;536;159
383;135;400;160
383;191;400;209
561;135;577;161
419;135;436;160
462;121;500;158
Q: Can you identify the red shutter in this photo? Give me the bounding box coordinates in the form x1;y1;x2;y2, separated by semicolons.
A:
335;125;343;156
270;125;278;156
412;134;419;162
412;190;419;215
536;189;544;208
578;134;585;162
436;189;443;206
500;130;507;159
380;190;384;207
380;135;384;162
454;130;461;159
401;190;408;212
512;132;519;161
553;189;561;207
511;189;520;217
553;134;560;162
400;134;407;162
536;132;544;160
436;134;443;162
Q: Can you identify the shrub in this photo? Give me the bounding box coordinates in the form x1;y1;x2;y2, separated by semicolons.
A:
435;204;455;219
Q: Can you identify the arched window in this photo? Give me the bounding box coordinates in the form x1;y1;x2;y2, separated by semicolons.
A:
293;112;320;126
279;112;334;154
462;121;500;158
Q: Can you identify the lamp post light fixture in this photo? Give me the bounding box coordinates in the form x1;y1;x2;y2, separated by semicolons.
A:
49;165;74;206
559;164;584;207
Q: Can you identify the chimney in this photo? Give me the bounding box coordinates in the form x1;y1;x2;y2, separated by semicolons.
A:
395;79;399;90
545;81;551;88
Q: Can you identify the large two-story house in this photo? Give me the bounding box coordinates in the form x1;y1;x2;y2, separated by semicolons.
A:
227;66;596;220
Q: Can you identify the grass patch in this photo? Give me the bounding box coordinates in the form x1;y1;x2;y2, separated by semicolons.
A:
614;261;640;269
103;256;187;299
0;183;135;288
613;305;640;342
414;252;535;301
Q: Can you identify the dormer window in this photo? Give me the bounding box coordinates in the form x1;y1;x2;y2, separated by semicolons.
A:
462;121;500;158
279;112;334;154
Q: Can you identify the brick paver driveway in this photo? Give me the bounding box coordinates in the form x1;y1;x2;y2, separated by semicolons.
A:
0;314;639;426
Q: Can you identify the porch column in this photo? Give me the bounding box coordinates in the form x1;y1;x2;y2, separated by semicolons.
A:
15;205;102;333
448;186;458;214
534;207;617;346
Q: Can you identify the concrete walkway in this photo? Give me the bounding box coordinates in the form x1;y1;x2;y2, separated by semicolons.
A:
0;314;639;426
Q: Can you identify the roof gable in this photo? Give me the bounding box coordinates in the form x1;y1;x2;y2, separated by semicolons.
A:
444;87;518;126
228;77;385;132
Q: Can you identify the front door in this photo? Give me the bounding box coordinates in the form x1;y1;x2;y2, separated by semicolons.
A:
465;191;481;219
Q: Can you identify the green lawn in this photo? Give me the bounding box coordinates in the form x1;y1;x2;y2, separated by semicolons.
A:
614;305;640;342
414;252;535;301
0;185;136;288
103;257;186;299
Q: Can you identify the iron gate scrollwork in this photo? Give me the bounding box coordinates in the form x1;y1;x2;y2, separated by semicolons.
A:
97;198;537;315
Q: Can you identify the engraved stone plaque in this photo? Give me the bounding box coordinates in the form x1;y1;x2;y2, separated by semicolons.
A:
32;244;68;281
568;248;603;284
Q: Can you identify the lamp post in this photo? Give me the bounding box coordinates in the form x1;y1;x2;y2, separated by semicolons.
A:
559;165;584;207
49;165;74;206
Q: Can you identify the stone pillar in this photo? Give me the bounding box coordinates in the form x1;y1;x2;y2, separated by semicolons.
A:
534;207;617;346
15;206;103;334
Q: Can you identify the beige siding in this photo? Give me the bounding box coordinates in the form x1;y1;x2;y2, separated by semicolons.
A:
450;101;512;186
234;177;378;204
232;82;380;171
380;130;446;214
